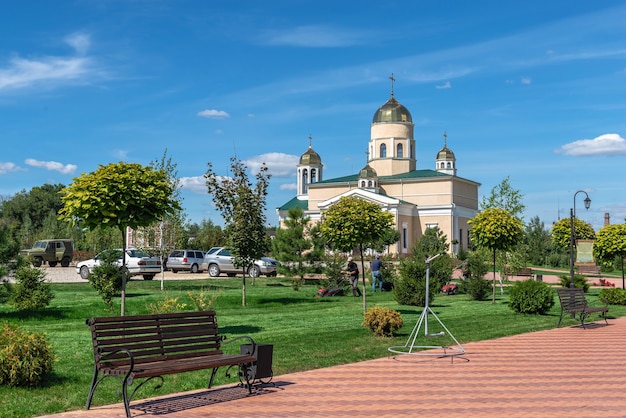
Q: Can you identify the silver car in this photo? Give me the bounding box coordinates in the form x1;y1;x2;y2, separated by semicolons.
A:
165;249;207;273
205;247;278;278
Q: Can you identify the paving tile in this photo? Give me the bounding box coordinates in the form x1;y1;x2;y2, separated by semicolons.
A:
39;316;626;418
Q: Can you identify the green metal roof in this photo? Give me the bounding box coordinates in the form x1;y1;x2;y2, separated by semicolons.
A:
277;196;309;211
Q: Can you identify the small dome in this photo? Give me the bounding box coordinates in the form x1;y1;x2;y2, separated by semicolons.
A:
299;146;322;165
358;164;378;179
372;95;412;124
437;145;455;160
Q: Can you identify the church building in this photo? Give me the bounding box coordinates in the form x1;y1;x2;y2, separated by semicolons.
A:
276;79;480;255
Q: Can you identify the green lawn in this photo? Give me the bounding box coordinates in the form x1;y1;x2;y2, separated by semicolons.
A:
1;277;623;418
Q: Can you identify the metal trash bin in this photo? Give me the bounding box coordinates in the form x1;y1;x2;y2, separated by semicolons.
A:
536;274;543;282
240;343;273;381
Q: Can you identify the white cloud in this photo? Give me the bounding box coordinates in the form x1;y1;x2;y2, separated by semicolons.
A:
197;109;230;119
260;25;375;48
556;133;626;156
280;183;297;190
0;162;23;174
521;76;532;85
435;81;451;89
0;56;91;91
179;176;207;194
65;32;91;55
244;153;299;177
24;159;77;174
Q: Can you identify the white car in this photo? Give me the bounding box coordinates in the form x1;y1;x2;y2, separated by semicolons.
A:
76;248;162;281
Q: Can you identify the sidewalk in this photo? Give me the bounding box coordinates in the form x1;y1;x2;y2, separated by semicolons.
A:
41;316;626;418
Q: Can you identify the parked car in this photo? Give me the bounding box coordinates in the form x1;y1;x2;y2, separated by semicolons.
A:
20;239;74;267
205;247;278;278
165;249;207;273
76;248;161;280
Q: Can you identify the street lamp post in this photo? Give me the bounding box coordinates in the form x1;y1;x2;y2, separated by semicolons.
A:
569;190;591;288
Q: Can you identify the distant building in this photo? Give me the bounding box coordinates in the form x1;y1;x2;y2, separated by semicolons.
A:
277;79;480;255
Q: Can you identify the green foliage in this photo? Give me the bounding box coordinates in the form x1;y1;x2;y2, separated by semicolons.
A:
187;288;221;311
599;288;626;305
147;292;188;314
272;206;313;280
459;277;492;301
593;224;626;266
320;196;394;253
362;307;403;337
465;249;490;279
469;208;524;302
507;279;555;314
480;176;525;219
9;265;54;311
186;219;224;251
469;208;524;252
558;274;590;292
0;183;66;242
59;162;182;232
205;156;271;306
0;323;54;387
524;216;552;265
88;252;123;310
550;217;596;250
393;227;452;306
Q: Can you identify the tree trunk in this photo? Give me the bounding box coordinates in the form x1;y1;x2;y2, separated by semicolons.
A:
492;247;497;304
121;227;127;316
242;268;247;307
359;244;367;314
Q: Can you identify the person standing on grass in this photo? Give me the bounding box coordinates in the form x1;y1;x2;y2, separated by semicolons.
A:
344;256;361;297
371;254;383;292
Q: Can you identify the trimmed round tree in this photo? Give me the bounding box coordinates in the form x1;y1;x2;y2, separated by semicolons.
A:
58;162;181;315
320;196;394;313
468;208;524;303
594;224;626;289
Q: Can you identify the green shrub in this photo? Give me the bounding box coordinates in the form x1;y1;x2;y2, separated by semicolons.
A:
89;263;123;310
0;323;55;387
187;288;221;311
459;277;491;301
147;292;188;314
362;307;403;337
508;279;555;314
10;265;54;311
599;288;626;305
558;274;589;292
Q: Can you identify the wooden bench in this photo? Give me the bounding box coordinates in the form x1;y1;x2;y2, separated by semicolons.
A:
85;310;257;418
556;288;609;329
577;265;601;276
515;267;534;278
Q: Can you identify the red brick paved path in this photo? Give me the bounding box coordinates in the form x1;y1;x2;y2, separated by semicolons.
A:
40;315;626;418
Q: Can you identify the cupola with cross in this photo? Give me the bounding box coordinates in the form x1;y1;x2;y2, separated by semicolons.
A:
368;73;416;177
436;131;457;175
297;134;323;198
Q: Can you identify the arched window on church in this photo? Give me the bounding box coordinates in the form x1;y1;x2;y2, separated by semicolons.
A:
368;180;372;187
447;162;451;168
397;143;403;158
311;168;317;183
380;143;387;158
361;180;366;187
301;169;308;193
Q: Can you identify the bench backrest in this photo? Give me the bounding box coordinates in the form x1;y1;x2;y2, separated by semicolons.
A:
556;288;588;310
86;311;222;370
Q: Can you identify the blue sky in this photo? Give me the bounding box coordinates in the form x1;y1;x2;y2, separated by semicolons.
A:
2;1;626;232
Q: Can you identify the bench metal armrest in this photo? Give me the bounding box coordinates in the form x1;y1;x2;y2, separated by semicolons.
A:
221;335;256;355
97;347;135;372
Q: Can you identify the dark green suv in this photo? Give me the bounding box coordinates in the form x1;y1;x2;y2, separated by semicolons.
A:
21;239;74;267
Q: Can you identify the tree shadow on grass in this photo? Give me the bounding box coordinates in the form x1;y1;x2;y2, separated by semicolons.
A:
0;307;68;321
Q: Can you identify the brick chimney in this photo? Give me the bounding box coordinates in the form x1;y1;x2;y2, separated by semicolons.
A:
604;212;610;226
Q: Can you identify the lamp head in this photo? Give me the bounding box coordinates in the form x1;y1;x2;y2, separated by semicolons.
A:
584;196;591;210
